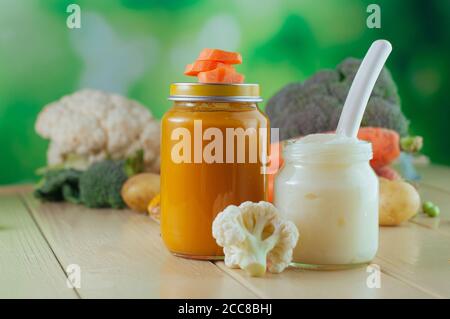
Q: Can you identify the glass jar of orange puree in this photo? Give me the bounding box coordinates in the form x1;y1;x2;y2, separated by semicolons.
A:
161;83;268;259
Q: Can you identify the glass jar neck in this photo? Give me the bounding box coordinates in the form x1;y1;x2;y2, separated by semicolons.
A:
282;137;372;165
173;101;258;112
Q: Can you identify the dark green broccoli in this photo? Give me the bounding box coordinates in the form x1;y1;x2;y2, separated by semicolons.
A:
35;150;144;209
79;150;144;209
265;58;409;140
79;160;128;209
34;169;82;204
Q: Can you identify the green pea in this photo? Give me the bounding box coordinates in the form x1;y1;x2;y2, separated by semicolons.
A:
422;201;434;213
422;201;440;217
427;205;440;218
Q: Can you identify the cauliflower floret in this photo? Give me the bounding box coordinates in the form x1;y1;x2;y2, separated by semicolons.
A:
139;122;161;172
212;201;299;277
35;89;160;172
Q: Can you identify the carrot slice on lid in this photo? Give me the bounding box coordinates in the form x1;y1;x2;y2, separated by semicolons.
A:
198;65;239;84
197;48;242;64
184;60;224;76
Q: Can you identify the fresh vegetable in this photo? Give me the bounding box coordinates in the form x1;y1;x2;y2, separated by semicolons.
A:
357;127;401;169
79;160;129;209
374;166;401;181
427;206;440;217
422;201;440;217
212;201;299;277
34;169;82;204
265;58;409;140
123;149;146;177
197;48;242;64
232;72;245;83
185;49;244;84
147;193;161;222
34;152;144;209
197;65;244;84
379;177;421;226
121;173;160;212
79;151;144;209
400;136;423;153
422;201;434;212
184;60;223;76
35;89;161;173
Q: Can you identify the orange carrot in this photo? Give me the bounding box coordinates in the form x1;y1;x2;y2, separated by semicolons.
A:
357;127;401;169
197;48;242;64
198;65;244;84
374;166;401;180
232;72;245;84
184;60;223;76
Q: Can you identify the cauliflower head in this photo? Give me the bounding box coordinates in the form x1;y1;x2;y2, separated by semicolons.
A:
212;201;299;277
35;89;160;172
265;58;409;140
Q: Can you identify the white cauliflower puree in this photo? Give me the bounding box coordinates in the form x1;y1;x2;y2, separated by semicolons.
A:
35;89;160;172
275;133;378;268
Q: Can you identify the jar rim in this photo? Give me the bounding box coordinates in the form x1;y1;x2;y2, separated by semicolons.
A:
282;134;373;163
168;82;263;102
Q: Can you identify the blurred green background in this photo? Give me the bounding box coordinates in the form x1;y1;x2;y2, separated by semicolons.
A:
0;0;449;185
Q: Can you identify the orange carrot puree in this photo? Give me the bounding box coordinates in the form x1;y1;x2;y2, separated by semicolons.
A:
161;102;268;257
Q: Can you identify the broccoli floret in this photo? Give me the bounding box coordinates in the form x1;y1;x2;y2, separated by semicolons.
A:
266;58;409;140
34;150;144;209
33;150;144;209
78;151;144;209
79;160;128;209
34;169;82;203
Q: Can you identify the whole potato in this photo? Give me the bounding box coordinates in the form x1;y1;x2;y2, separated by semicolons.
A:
121;173;160;212
379;177;420;226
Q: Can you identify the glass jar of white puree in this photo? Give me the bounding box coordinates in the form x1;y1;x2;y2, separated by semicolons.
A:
274;133;378;269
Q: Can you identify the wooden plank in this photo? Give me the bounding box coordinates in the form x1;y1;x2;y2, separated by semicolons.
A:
376;222;450;298
410;185;450;235
0;184;33;195
215;260;432;299
416;164;450;193
0;195;77;299
22;193;256;299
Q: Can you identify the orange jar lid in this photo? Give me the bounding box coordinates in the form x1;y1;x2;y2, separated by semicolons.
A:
169;83;262;102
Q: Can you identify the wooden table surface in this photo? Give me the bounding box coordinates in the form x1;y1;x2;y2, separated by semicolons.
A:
0;165;449;299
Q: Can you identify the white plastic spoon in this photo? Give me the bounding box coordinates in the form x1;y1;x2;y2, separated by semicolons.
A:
336;40;392;138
